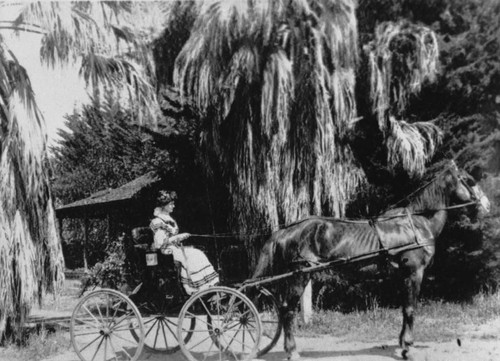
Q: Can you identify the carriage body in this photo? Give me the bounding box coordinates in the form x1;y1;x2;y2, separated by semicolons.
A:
69;226;281;361
124;226;192;311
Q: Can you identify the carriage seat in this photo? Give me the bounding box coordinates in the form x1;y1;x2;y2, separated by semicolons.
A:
131;226;178;270
131;227;153;245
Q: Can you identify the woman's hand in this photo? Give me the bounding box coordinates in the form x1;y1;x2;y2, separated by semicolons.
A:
169;233;191;245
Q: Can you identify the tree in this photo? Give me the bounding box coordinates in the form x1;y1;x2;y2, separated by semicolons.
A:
0;1;163;340
50;93;173;272
153;0;443;264
51;94;172;205
0;37;64;340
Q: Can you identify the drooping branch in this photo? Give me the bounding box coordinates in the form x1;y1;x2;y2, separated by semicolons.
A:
166;0;364;237
0;44;64;337
366;21;441;177
367;21;439;131
10;1;162;123
386;117;443;176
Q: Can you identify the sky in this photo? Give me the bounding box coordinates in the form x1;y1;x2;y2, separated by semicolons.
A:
1;5;89;146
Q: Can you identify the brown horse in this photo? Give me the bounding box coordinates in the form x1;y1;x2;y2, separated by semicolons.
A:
251;163;490;360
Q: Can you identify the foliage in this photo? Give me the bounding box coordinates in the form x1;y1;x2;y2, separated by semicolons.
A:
2;1;163;121
0;327;69;361
50;94;173;269
150;2;500;293
51;93;172;205
0;36;64;342
0;1;166;339
317;0;500;305
153;0;500;301
156;0;369;266
80;238;127;294
364;20;442;177
299;291;500;343
60;219;108;270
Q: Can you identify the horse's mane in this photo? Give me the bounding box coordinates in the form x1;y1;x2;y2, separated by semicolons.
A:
405;161;456;212
276;162;458;229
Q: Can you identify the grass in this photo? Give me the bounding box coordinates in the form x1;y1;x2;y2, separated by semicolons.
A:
0;278;80;361
33;278;81;313
297;292;500;343
0;328;70;361
3;279;500;360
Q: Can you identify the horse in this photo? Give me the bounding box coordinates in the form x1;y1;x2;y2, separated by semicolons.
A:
251;163;490;360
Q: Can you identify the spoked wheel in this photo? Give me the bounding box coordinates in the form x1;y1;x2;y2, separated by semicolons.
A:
130;312;196;353
177;286;262;361
249;287;282;356
70;289;144;361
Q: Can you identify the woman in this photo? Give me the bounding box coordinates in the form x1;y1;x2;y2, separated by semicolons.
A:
150;190;219;295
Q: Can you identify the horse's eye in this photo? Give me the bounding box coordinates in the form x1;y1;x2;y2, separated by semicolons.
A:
460;176;476;187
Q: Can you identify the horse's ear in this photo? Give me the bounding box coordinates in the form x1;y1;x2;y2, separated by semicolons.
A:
450;160;459;171
441;170;458;189
443;173;454;186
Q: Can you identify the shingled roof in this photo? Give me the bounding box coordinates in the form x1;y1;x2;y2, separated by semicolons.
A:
56;172;162;218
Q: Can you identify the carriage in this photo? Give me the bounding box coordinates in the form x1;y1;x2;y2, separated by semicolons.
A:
69;162;490;361
69;228;283;361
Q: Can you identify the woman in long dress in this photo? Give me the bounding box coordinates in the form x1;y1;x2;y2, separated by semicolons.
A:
150;191;219;295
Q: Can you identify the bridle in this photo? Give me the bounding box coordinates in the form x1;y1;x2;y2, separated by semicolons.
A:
458;173;477;200
387;164;481;212
444;173;481;210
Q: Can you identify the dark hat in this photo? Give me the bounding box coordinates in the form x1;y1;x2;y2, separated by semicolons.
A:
156;190;177;206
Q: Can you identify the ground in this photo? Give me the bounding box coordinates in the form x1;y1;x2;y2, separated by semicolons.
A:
0;279;499;361
1;323;499;361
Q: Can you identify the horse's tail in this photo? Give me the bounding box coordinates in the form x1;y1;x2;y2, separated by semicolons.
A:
252;236;277;279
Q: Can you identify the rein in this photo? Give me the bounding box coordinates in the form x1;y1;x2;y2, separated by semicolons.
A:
187;200;479;239
386;162;458;210
188;165;480;239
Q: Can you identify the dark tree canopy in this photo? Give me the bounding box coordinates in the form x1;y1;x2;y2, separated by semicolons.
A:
150;0;500;299
51;94;173;205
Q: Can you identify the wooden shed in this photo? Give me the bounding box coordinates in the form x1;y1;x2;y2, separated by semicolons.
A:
56;172;163;269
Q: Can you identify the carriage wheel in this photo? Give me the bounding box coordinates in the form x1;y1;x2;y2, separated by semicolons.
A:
70;289;145;361
251;287;282;356
177;286;262;361
130;312;196;353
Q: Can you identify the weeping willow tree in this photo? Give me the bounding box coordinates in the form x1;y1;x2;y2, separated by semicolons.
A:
0;40;64;339
0;1;162;340
154;1;445;263
158;1;364;260
366;20;443;177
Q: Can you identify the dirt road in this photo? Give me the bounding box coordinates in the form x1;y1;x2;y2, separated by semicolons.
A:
14;316;497;361
1;329;499;361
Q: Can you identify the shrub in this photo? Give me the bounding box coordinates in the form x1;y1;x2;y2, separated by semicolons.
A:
80;239;127;294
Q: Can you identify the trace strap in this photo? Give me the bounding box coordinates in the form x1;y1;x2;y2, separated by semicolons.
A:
239;241;436;290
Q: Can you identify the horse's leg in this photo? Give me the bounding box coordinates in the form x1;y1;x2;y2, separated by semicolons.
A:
280;274;310;360
399;261;424;349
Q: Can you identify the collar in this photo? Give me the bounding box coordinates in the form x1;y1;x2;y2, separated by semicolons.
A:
153;208;175;223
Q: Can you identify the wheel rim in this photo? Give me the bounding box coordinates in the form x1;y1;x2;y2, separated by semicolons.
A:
70;289;145;361
177;286;262;361
252;288;282;356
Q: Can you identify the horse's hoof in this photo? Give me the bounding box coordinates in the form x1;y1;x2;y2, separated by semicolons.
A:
402;348;418;361
287;351;301;360
400;337;414;350
402;349;409;360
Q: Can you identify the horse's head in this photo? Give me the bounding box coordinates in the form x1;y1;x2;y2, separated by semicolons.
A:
444;162;491;215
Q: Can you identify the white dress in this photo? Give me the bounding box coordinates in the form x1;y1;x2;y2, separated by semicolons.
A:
150;209;219;295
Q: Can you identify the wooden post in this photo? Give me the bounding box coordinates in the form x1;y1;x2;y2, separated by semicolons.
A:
106;213;111;243
300;280;313;324
57;217;64;242
83;216;89;271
